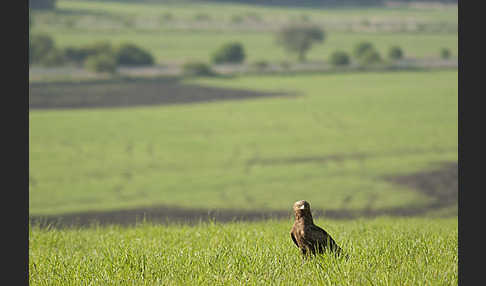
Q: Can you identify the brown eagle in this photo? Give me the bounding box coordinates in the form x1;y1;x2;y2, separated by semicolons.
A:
290;200;344;257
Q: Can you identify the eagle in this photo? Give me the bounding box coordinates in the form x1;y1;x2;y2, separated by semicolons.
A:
290;200;344;257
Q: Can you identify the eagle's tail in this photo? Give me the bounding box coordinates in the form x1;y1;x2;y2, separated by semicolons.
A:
328;237;349;260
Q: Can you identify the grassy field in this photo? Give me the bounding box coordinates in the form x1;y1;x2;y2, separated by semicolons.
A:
29;70;457;216
29;217;458;285
30;0;458;64
29;2;458;284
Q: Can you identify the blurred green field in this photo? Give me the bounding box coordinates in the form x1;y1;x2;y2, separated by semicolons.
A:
29;70;457;216
29;217;458;285
30;0;458;64
36;0;459;28
54;0;458;23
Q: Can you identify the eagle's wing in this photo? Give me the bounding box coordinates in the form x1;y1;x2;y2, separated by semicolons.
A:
308;224;342;253
290;231;299;247
307;224;329;243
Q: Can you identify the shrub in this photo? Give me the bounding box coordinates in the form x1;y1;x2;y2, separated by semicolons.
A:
251;60;269;71
276;24;325;62
114;43;155;66
63;42;114;65
358;49;382;66
84;53;117;73
40;49;66;66
440;48;451;59
245;12;262;22
160;12;174;22
30;34;56;64
194;13;211;21
182;62;214;77
122;18;135;28
279;60;291;70
360;19;371;27
352;41;382;66
211;42;245;64
353;41;375;59
417;23;427;32
63;47;90;64
299;14;311;22
388;46;404;60
230;15;244;24
329;51;350;66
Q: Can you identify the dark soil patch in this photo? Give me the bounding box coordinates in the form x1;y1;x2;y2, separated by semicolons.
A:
384;161;458;208
246;149;456;168
29;77;293;110
247;153;369;166
326;161;457;219
29;160;457;228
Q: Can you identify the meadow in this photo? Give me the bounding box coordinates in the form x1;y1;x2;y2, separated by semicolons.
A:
30;0;458;64
29;1;458;283
29;70;458;216
29;217;458;285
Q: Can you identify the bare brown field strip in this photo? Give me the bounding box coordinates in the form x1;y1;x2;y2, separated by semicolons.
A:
30;161;457;229
384;161;457;207
29;77;294;110
246;149;456;167
244;149;456;174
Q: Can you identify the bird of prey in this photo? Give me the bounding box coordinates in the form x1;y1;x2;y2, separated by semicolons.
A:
290;200;344;257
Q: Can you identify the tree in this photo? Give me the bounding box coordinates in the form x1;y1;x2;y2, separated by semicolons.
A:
388;46;404;60
358;49;382;66
276;24;325;62
41;49;65;67
63;46;91;64
440;48;451;59
63;41;114;65
353;41;382;66
30;34;56;64
329;50;350;66
211;42;245;64
353;41;375;59
84;53;117;74
115;43;155;66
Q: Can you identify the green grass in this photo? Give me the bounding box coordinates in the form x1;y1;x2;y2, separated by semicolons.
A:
29;217;458;285
30;0;458;64
29;3;458;283
29;70;457;215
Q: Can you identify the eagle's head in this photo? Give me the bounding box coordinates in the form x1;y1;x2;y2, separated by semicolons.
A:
293;200;314;222
293;200;311;213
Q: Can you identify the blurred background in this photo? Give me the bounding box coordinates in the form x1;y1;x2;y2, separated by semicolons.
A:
29;0;458;227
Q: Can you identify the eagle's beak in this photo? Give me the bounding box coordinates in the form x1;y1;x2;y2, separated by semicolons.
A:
299;205;306;210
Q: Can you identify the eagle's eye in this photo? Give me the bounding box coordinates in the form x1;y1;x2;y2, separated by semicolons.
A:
294;200;309;210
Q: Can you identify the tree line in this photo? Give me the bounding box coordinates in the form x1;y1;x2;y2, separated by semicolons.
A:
30;22;452;75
